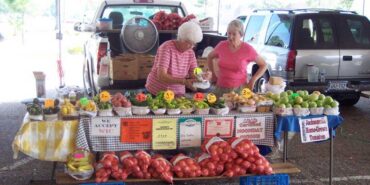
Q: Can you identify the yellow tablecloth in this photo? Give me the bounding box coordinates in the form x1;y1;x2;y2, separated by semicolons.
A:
12;117;78;162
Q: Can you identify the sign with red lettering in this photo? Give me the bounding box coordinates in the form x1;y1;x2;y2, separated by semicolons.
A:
91;117;120;136
121;118;152;143
204;117;234;138
299;116;329;143
235;116;265;140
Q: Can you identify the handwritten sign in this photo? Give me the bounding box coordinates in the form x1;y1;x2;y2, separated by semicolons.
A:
164;90;174;102
204;117;234;138
235;116;266;140
44;99;54;108
179;117;202;148
152;118;177;150
120;118;152;143
299;116;329;143
91;117;120;136
207;93;217;104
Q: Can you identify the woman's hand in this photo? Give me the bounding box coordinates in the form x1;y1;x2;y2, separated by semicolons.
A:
246;78;256;91
201;71;212;81
184;78;197;91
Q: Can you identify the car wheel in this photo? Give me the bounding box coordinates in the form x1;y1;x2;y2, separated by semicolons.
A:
329;92;360;106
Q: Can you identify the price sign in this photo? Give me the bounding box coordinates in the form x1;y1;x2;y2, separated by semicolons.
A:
193;67;203;75
235;116;266;140
193;92;204;101
241;88;252;99
79;97;89;106
164;90;174;102
44;99;54;108
299;116;329;143
91;117;120;136
179;117;202;148
152;118;177;150
207;93;217;104
99;91;111;102
204;117;234;138
121;118;152;143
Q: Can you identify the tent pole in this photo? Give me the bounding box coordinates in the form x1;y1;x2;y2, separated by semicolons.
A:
56;0;64;88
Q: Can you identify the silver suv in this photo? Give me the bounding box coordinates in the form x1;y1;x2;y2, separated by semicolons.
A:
243;9;370;105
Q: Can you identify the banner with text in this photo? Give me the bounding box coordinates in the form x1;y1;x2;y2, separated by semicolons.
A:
120;118;152;143
178;117;202;148
235;116;266;140
299;116;329;143
92;117;120;136
152;118;177;150
204;117;234;138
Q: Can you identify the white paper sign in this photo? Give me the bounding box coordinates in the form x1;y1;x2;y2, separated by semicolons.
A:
299;116;329;143
179;118;202;148
91;117;120;136
235;116;265;140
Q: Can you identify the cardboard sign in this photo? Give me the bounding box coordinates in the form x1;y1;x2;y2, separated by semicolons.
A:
152;118;177;150
204;117;234;138
91;117;120;136
179;117;202;148
299;116;330;143
120;118;152;143
235;116;266;140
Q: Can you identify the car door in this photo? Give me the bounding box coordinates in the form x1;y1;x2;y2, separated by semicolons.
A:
338;15;370;78
293;14;340;80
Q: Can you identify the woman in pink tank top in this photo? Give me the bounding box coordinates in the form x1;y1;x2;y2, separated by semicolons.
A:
207;19;267;97
145;21;211;96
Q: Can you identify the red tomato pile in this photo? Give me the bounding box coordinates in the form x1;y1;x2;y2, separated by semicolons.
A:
148;154;173;183
112;92;131;108
152;11;197;30
201;136;234;164
119;151;139;180
132;150;151;178
95;152;121;183
195;153;224;177
170;153;202;178
225;137;273;176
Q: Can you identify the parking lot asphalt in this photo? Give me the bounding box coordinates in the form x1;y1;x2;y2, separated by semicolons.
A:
0;98;369;185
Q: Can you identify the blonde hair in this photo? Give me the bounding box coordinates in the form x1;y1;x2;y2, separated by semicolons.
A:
228;19;244;36
177;21;203;43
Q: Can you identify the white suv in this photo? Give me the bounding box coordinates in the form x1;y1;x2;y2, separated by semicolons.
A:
243;9;370;105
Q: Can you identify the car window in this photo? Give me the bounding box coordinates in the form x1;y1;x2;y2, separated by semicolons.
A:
265;14;292;48
102;5;185;22
295;16;337;49
339;16;370;49
244;15;265;44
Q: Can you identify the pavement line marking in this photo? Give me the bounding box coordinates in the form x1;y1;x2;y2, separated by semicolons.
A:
320;175;370;181
291;175;370;184
0;157;35;171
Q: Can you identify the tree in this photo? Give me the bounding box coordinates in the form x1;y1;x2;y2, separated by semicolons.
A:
340;0;354;9
3;0;30;42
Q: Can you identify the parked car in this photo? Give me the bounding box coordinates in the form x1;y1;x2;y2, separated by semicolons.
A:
243;9;370;105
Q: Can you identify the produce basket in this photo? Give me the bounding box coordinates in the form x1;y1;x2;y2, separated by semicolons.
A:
167;108;181;115
131;106;150;115
210;107;229;115
152;108;166;115
29;114;43;121
257;105;272;112
310;107;324;115
273;107;293;116
44;113;58;121
238;105;256;113
293;108;310;117
324;107;340;115
79;110;97;117
114;107;132;116
195;108;210;115
98;109;113;116
240;174;290;185
65;166;94;181
181;108;194;115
